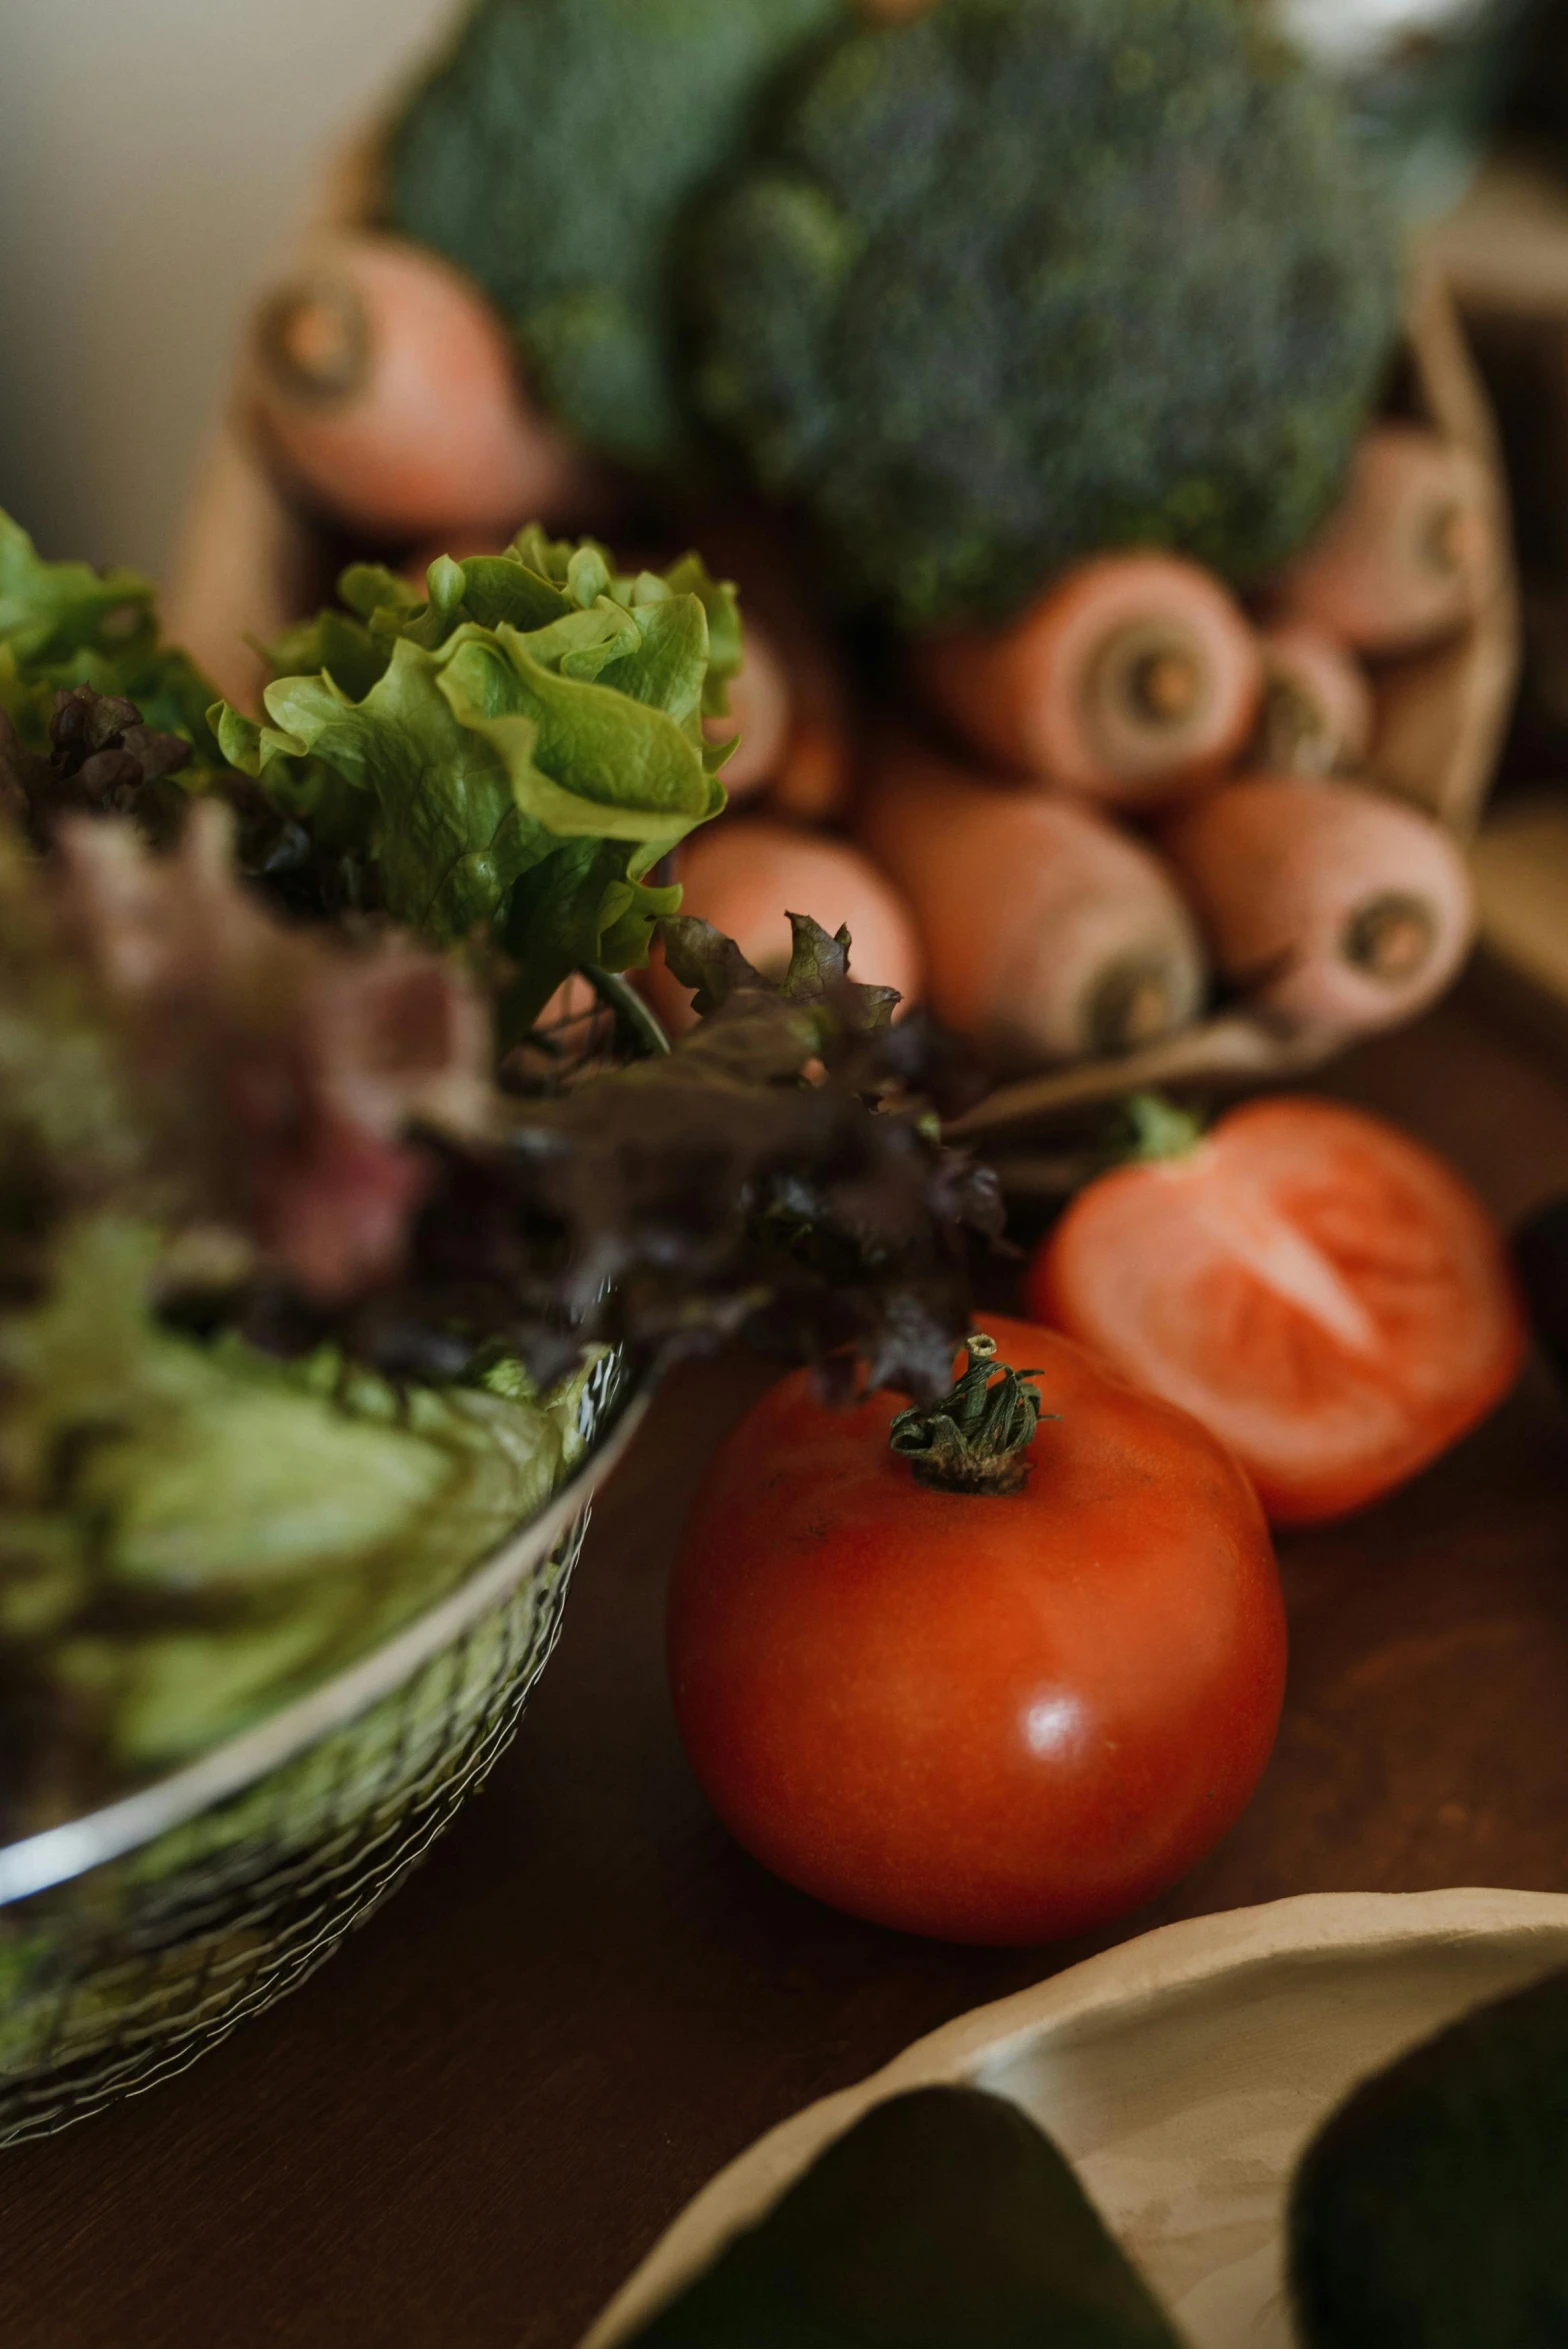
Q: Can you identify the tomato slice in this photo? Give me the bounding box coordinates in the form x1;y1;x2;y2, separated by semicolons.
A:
1028;1098;1525;1525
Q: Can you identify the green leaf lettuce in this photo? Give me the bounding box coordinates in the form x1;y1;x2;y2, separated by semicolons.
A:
219;529;734;1021
0;1216;593;1797
0;510;225;766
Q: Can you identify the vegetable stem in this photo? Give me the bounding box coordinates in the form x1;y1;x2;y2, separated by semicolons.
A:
1341;895;1436;987
585;966;674;1058
889;1333;1053;1498
1129;647;1200;724
1121;1091;1205;1164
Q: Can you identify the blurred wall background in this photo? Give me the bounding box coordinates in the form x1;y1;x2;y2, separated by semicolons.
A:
0;0;453;579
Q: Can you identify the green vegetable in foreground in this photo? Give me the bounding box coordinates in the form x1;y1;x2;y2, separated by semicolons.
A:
1290;1962;1568;2347
5;507;740;1021
0;510;225;769
219;528;737;1023
625;2085;1181;2347
0;804;587;1829
387;0;847;467
0;504;996;1853
688;0;1403;627
2;1214;592;1796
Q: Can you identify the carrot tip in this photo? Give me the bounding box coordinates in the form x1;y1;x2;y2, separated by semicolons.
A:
1087;959;1179;1054
1342;892;1437;986
255;276;370;405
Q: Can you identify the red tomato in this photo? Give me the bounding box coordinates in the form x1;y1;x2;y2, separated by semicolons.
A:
1028;1097;1525;1529
668;1314;1285;1946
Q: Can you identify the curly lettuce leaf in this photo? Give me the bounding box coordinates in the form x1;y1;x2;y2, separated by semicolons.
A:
661;910;903;1032
0;644;58;754
0;821;153;1281
260;605;390;707
304;913;1000;1409
0;519;371;905
0;1216;590;1801
52;641;226;766
0;510;155;672
663;552;744;722
0;509;227;768
260;527;744;724
225;530;732;1020
1;683;193;851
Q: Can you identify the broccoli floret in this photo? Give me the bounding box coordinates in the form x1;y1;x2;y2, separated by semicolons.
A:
687;0;1404;629
386;0;848;468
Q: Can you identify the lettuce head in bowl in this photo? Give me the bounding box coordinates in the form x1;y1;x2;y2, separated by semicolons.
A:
0;507;994;1846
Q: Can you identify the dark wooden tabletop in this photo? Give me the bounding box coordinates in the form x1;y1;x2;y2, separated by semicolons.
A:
2;988;1567;2349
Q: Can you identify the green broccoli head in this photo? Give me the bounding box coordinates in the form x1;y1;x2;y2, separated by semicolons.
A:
386;0;848;469
687;0;1404;629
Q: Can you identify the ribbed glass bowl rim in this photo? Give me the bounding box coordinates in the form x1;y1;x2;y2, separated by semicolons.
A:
0;1370;652;1909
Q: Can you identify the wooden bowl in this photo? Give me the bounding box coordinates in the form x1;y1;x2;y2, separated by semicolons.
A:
944;264;1521;1169
581;1888;1568;2349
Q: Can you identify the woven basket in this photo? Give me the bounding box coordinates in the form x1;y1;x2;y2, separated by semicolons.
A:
0;988;651;2149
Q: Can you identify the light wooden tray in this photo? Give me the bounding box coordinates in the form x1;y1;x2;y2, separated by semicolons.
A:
582;1888;1568;2349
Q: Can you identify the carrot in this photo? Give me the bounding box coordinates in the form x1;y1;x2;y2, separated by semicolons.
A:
249;234;604;537
705;614;792;801
731;587;854;824
919;552;1261;807
506;971;617;1085
673;510;857;823
765;716;849;823
1272;424;1495;656
1161;772;1476;1036
857;737;1207;1067
1256;624;1375;777
646;817;923;1036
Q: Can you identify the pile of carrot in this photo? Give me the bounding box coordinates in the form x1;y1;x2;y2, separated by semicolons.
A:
645;423;1492;1070
247;248;1491;1071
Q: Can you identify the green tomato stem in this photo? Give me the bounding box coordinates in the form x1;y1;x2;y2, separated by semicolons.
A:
585;966;673;1058
889;1333;1054;1498
1121;1090;1205;1163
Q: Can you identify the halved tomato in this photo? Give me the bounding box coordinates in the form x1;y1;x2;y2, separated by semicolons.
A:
1027;1097;1525;1526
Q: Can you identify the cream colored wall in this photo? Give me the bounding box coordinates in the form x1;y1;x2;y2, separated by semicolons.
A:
0;0;453;579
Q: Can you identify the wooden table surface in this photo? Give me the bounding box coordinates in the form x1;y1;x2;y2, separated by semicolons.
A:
2;990;1567;2349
